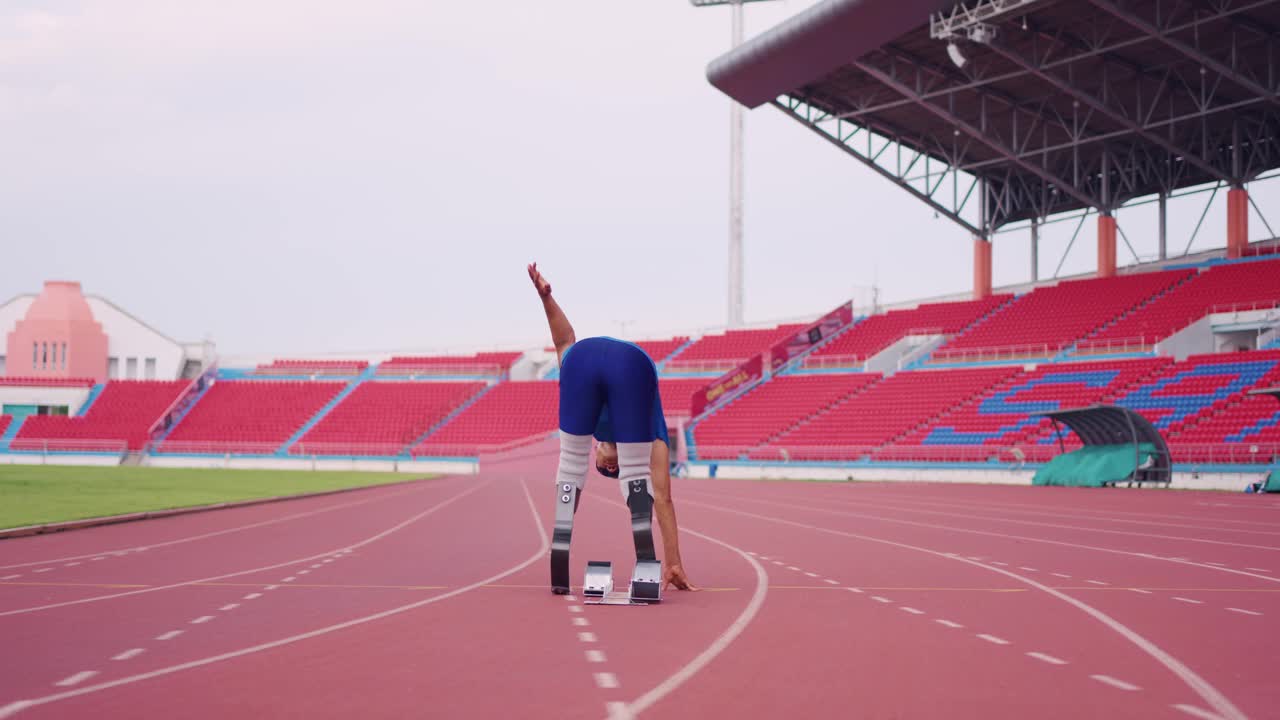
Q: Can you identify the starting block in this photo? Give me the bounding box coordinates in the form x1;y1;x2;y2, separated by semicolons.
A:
582;560;663;606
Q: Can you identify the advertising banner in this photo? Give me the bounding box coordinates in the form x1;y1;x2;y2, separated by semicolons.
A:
768;302;854;373
690;353;764;418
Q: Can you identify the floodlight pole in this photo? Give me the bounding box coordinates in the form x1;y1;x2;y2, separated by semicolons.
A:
693;0;778;327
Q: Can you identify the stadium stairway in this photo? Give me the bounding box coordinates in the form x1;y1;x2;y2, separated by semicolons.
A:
277;365;377;455
0;415;25;449
148;378;216;450
405;381;497;450
916;295;1018;367
77;384;106;416
657;337;697;369
1058;272;1199;360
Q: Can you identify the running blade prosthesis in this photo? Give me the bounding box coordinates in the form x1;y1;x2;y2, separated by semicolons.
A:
583;479;662;606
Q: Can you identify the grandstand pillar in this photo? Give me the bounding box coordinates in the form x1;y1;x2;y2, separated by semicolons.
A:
1030;219;1039;282
1227;186;1249;259
1157;192;1167;261
1097;214;1117;278
973;237;992;299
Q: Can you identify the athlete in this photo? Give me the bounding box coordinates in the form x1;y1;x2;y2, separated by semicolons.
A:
528;263;697;594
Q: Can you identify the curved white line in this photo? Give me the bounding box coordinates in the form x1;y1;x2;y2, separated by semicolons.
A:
0;482;433;570
0;481;489;617
683;497;1247;720
684;489;1280;585
0;479;548;719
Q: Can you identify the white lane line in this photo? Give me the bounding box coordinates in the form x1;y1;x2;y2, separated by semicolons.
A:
1128;588;1153;594
900;607;925;615
54;672;98;687
0;701;35;718
567;605;583;614
1174;704;1227;720
309;564;323;569
1173;597;1203;605
572;617;590;627
786;566;801;571
281;577;297;583
1091;674;1141;691
64;562;81;567
804;572;818;578
220;604;240;612
297;570;310;576
4;480;546;719
190;616;214;625
111;649;145;661
33;568;52;574
1225;607;1262;616
1245;567;1270;573
594;672;619;689
870;596;892;603
1205;561;1226;567
935;619;964;629
759;556;771;560
605;701;631;719
564;595;578;602
322;559;335;564
1;575;20;580
91;557;106;561
155;631;183;641
1019;566;1037;572
0;481;489;617
578;632;597;643
966;556;983;561
585;650;606;663
846;587;863;594
976;634;1010;646
1026;652;1068;665
264;585;280;591
823;579;839;585
746;551;757;556
1086;579;1110;586
242;593;262;601
991;561;1009;566
772;561;784;566
1051;572;1072;579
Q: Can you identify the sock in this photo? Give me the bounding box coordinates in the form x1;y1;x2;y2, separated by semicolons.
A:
616;441;654;500
556;431;592;493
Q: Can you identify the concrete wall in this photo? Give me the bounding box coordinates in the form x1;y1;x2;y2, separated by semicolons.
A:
1157;315;1215;360
145;455;478;475
0;453;119;467
0;386;92;414
85;297;187;381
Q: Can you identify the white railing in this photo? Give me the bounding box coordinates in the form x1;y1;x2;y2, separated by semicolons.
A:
155;440;282;455
1168;442;1280;465
932;342;1058;363
288;442;412;457
1073;336;1156;355
801;354;867;370
4;439;129;456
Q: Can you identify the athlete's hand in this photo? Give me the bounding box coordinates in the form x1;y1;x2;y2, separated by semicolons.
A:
663;564;699;592
527;263;552;299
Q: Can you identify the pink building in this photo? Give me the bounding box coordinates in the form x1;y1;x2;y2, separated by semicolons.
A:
5;281;109;381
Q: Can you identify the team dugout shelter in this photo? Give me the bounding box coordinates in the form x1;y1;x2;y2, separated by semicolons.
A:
704;0;1280;297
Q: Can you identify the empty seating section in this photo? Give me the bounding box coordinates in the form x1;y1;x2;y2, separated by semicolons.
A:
1083;259;1280;351
750;367;1017;460
936;270;1192;360
631;337;689;364
658;378;711;418
694;374;882;458
414;381;558;456
878;358;1172;461
14;380;188;451
293;381;485;454
0;416;11;438
0;377;95;387
665;324;806;372
806;296;1012;366
256;359;368;375
161;381;343;453
378;352;522;376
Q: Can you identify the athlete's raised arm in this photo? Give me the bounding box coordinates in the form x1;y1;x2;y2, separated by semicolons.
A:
528;263;576;362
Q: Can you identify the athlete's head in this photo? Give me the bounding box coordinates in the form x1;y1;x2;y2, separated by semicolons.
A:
595;441;619;478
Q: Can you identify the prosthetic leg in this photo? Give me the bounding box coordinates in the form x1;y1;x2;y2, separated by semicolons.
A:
625;478;662;603
551;432;591;595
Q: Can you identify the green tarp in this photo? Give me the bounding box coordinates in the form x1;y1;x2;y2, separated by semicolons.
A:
1264;467;1280;493
1033;443;1160;487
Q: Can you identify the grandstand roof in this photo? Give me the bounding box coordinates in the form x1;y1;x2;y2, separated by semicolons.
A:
707;0;1280;232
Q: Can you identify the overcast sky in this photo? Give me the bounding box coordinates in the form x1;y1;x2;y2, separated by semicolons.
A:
3;1;1276;356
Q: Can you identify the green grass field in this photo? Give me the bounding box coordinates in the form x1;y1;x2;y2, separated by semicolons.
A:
0;465;434;529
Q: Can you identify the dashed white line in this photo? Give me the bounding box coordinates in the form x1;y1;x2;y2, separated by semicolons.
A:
1173;597;1203;605
585;650;606;663
264;585;280;591
1205;562;1226;567
309;564;323;569
1245;567;1270;573
976;634;1010;645
564;595;578;602
578;632;597;643
33;568;52;574
845;587;863;594
1019;566;1038;572
1051;572;1072;579
759;556;771;561
900;607;925;615
64;562;81;567
1026;652;1067;665
1091;674;1141;691
870;596;891;603
594;672;619;689
54;672;98;687
605;701;631;719
155;631;183;641
991;561;1009;566
190;616;214;624
966;556;983;561
281;577;296;583
243;593;262;601
771;561;784;566
111;649;145;661
746;551;757;556
220;604;240;612
567;605;583;614
1127;588;1153;594
1;575;19;580
1173;703;1228;720
297;570;310;576
935;619;964;629
572;617;590;627
322;559;335;564
1226;607;1262;616
1086;579;1110;586
823;579;839;585
786;566;801;571
0;700;35;718
804;572;818;578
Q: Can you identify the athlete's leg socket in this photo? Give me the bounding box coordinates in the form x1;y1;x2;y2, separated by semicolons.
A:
616;442;653;499
557;431;592;493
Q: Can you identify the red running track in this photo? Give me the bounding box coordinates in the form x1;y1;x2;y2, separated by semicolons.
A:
1;443;1278;719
